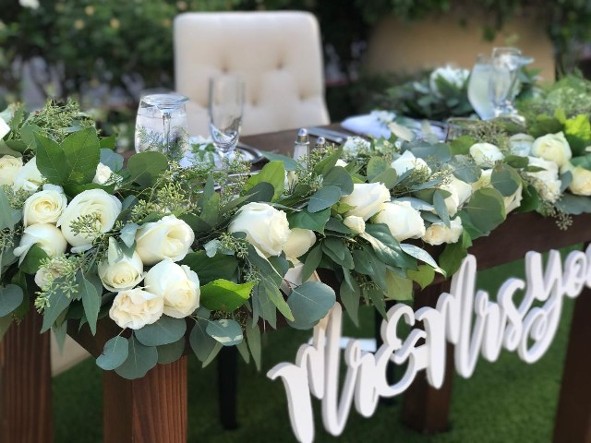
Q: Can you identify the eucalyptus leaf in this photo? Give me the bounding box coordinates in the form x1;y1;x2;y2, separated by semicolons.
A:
157;339;186;364
432;190;450;227
400;243;443;274
96;336;129;371
286;281;335;330
339;274;360;326
366;157;389;182
206;318;244;346
236;339;250;364
322;237;354;269
100;148;124;172
135;315;187;346
323;166;354;195
308;186;341;213
491;164;521;196
288;208;330;233
461;187;506;237
41;281;73;333
115;335;158;379
246;320;262;370
261;151;298;171
555;193;591;215
302;244;323;282
0;284;24;316
19;244;48;274
243;182;275;203
127;151;169;186
189;318;219;362
78;273;101;335
182;251;239;285
0;187;22;230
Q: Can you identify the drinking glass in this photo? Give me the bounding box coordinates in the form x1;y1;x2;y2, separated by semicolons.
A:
134;93;189;160
488;47;533;121
467;55;495;120
208;76;245;168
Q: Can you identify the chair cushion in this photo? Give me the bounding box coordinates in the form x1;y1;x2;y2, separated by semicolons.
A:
174;11;330;136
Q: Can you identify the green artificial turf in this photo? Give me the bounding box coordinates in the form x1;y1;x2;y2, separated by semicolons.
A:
53;253;577;442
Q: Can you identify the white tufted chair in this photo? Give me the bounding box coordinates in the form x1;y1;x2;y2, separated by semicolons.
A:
173;11;330;137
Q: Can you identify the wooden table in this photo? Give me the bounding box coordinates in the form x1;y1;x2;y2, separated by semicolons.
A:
0;126;589;442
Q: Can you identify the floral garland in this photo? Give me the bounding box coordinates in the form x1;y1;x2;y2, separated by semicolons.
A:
0;93;590;379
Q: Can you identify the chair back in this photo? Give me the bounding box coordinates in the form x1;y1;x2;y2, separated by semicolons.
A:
174;11;330;136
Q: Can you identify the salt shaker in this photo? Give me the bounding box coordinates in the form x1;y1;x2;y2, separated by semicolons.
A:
293;128;309;162
315;136;326;150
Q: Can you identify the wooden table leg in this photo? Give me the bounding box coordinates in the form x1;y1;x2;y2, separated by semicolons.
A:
553;291;591;443
402;281;455;433
0;307;53;443
103;356;188;443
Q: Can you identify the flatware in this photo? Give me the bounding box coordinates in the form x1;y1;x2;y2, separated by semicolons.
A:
306;127;350;144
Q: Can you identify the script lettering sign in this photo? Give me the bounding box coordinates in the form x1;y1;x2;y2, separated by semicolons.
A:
268;247;590;442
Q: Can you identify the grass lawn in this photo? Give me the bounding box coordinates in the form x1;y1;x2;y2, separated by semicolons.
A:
53;256;576;442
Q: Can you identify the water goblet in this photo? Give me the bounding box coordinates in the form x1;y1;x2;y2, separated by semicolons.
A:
467;55;495;120
208;76;245;168
134;93;189;160
488;47;533;122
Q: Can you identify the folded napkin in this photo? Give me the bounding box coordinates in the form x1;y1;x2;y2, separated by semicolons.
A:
341;112;447;142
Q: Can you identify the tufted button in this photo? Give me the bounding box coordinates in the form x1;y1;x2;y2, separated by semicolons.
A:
276;60;284;70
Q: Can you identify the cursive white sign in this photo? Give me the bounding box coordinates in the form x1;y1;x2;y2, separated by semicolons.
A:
267;247;591;442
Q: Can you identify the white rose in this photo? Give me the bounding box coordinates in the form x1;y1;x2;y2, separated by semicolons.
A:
429;65;469;96
531;132;572;167
343;215;365;234
509;133;534;156
109;288;164;330
391;151;432;177
562;162;591;196
283;228;316;263
57;189;122;251
335;159;348;167
34;259;69;290
440;176;472;216
13;156;44;192
372;200;425;242
92;162;114;185
135;215;194;265
145;259;200;318
0;155;22;186
342;136;370;157
13;223;67;264
0;116;9;139
469;143;505;168
341;182;390;221
526;156;561;203
472;169;522;214
228;202;290;257
23;184;67;226
19;0;40;9
98;238;144;292
422;217;463;246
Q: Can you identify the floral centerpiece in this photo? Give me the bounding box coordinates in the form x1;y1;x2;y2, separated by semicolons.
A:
1;90;591;379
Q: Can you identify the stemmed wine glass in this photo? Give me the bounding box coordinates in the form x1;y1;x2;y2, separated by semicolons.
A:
488;47;533;122
134;93;189;160
208;76;245;168
467;54;495;120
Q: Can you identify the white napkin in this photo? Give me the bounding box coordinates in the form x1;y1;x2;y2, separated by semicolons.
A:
340;113;392;139
341;113;447;142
